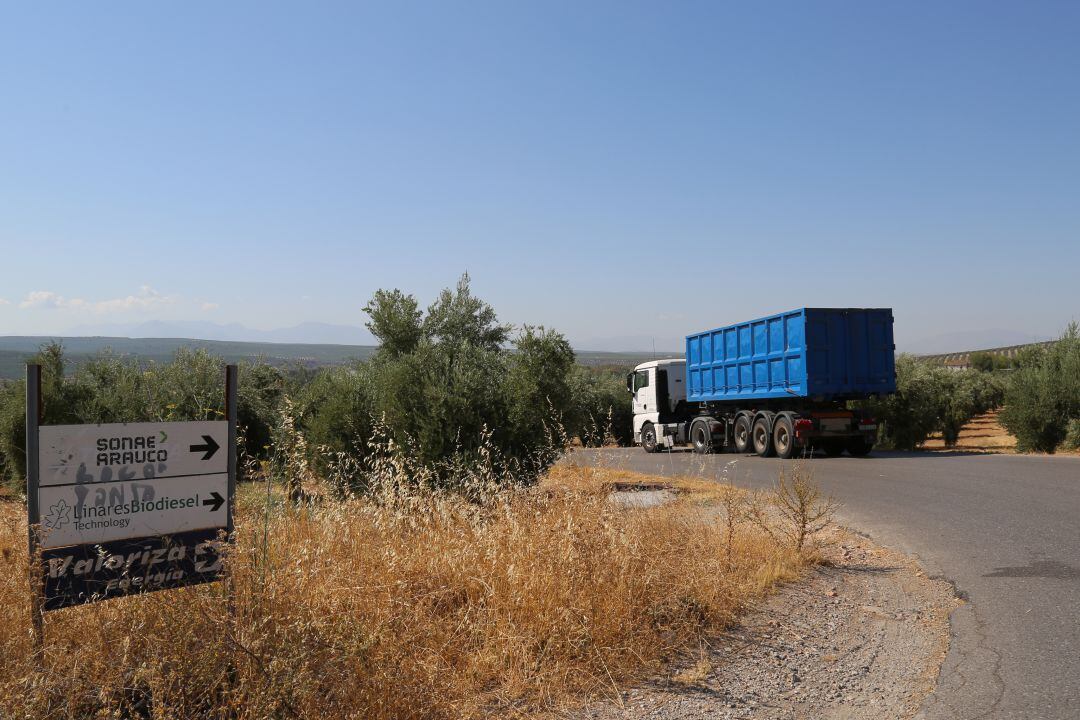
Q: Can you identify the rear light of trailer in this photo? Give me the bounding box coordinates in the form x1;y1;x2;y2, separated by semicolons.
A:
858;417;877;430
794;418;814;438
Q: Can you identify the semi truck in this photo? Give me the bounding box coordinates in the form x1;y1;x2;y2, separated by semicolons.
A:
628;308;896;458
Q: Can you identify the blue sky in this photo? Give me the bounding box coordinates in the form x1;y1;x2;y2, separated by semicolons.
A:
1;1;1077;351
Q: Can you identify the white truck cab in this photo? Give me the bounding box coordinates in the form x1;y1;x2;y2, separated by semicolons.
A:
627;358;687;450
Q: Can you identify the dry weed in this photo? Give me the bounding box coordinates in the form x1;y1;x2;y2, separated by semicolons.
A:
0;465;812;719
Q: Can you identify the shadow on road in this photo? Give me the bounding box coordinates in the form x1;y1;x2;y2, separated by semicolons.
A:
983;560;1080;579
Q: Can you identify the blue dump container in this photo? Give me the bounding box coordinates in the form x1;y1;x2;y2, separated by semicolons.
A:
685;308;896;403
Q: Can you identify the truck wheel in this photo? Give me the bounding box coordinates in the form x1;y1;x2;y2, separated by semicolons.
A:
847;438;873;456
640;423;659;453
691;421;712;454
772;416;795;459
752;417;774;457
733;415;753;453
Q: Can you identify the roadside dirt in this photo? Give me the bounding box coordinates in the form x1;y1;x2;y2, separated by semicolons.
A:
919;409;1080;456
921;410;1015;452
573;529;959;720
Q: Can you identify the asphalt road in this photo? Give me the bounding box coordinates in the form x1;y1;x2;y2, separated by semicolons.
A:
573;447;1080;720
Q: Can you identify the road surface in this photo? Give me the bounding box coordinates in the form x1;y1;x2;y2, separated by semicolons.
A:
573;448;1080;720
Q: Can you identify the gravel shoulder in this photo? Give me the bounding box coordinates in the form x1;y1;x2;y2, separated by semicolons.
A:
574;528;959;720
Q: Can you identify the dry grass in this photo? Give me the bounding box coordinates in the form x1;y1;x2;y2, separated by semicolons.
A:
0;465;813;719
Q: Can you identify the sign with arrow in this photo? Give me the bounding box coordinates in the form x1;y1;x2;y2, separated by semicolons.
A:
29;399;236;609
36;472;229;549
39;420;228;487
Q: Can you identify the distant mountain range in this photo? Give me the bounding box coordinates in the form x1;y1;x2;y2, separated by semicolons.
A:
0;334;668;380
901;329;1053;355
67;320;377;346
1;320;1053;380
0;335;379;380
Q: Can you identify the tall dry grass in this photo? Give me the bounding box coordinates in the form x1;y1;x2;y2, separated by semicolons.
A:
0;464;812;719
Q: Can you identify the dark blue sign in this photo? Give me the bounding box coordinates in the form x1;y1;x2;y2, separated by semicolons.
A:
41;528;225;611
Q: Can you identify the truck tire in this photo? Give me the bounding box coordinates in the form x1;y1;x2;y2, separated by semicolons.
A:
847;438;873;456
691;420;712;454
752;416;774;457
772;415;795;459
733;415;753;453
640;422;659;453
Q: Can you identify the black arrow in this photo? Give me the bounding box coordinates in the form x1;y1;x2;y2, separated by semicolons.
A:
189;435;220;461
202;491;225;512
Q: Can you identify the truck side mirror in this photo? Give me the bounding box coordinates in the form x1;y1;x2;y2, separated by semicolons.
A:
626;373;634;393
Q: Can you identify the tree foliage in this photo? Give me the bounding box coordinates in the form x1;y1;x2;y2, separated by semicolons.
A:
999;324;1080;452
363;289;424;359
297;274;579;492
566;365;634;447
859;354;1005;450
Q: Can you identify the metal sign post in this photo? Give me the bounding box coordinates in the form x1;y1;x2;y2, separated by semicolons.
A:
25;364;44;661
26;364;238;617
225;364;237;538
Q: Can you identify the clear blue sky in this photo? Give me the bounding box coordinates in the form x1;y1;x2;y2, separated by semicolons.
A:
1;1;1077;351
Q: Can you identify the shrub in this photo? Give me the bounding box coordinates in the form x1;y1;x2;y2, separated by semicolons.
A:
999;324;1080;452
297;275;579;494
860;355;1006;450
861;355;941;450
1063;419;1080;451
503;325;576;454
566;365;634;446
293;364;376;469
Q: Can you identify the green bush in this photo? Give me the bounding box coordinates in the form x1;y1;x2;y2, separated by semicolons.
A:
1063;419;1080;451
999;325;1080;452
860;355;1006;450
293;364;376;466
567;365;634;446
504;325;576;453
296;274;579;494
862;355;937;450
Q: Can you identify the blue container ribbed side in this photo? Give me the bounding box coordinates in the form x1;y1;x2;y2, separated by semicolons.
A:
685;308;895;403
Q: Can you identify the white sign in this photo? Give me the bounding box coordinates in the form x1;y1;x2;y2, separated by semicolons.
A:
36;420;229;550
39;421;227;487
37;473;228;550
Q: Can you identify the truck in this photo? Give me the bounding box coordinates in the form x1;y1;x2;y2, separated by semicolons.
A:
628;308;896;458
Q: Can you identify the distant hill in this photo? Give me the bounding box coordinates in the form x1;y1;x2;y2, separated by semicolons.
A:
573;350;682;367
901;329;1050;355
0;336;675;379
0;336;377;379
918;340;1057;368
66;320;376;345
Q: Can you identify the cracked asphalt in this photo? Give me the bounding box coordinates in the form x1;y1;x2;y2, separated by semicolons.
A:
572;448;1080;719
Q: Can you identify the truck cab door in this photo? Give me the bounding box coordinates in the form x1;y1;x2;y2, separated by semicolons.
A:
632;368;656;416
